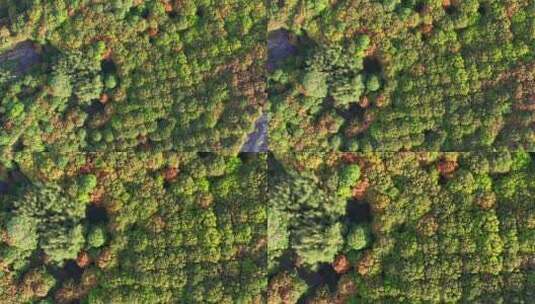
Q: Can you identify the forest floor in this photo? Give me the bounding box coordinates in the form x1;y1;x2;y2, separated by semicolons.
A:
267;29;296;71
0;41;40;75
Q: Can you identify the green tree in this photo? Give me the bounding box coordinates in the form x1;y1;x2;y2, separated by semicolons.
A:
41;224;85;263
337;164;361;198
6;216;38;251
346;224;371;251
331;75;365;107
366;75;381;92
270;166;345;269
104;75;117;89
87;226;107;248
303;70;328;98
49;72;72;98
9;183;90;265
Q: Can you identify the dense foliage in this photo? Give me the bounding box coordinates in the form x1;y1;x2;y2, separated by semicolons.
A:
268;163;349;270
269;0;535;151
267;152;535;303
0;1;266;155
1;1;534;303
1;151;533;303
0;153;266;303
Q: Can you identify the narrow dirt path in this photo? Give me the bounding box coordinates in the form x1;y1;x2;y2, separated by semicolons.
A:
241;113;268;152
241;29;297;152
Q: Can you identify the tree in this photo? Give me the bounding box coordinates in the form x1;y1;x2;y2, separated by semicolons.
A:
41;224;85;264
20;268;56;300
293;222;344;267
270;165;345;269
337;164;361;198
8;182;94;265
49;72;72;98
78;174;97;198
303;70;328;98
346;224;371;251
331;75;365;107
6;215;38;251
87;226;107;248
268;271;307;304
356;35;371;54
366;75;381;92
104;75;117;89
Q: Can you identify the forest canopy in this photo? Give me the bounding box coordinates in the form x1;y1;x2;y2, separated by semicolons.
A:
1;1;534;304
1;151;533;303
0;152;267;303
269;0;535;151
267;151;535;303
0;0;266;156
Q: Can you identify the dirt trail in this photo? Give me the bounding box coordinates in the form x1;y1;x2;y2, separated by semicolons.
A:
241;113;268;152
241;29;297;152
